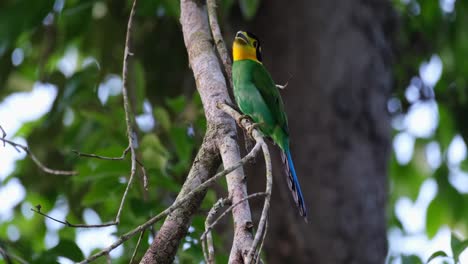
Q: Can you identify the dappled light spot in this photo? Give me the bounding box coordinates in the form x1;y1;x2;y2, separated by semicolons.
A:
45;230;59;249
136;100;155;132
63;107;75;127
0;178;26;221
57;257;74;264
43;12;54;26
21;201;34;219
419;54;443;88
75;208;123;258
97;74;122;105
449;169;468;194
405;101;438;138
7;224;20;242
11;48;24;66
58;47;79;77
387;97;402;114
393;132;415;165
392;114;406;131
440;0;456;13
388;226;452;263
92;2;108;19
425;142;442;170
395;180;437;234
45;196;69;231
405;82;420;103
447;135;466;165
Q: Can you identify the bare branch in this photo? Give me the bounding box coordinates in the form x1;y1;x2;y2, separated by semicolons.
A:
72;146;130;160
255;221;268;264
207;0;232;86
203;198;230;264
0;133;77;176
130;230;145;264
78;136;261;263
115;0;139;225
30;208;117;228
201;192;267;242
0;245;28;264
0;125;6;147
246;142;272;264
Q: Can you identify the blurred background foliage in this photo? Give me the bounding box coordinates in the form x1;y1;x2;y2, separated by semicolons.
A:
388;0;468;263
0;0;466;263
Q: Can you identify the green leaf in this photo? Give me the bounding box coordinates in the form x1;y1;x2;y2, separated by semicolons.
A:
426;250;448;263
460;158;468;172
426;196;449;239
166;95;187;114
436;105;456;151
141;134;170;170
390;156;426;201
451;233;468;264
49;239;84;261
162;0;180;18
239;0;261;20
154;107;171;131
0;0;54;50
401;254;423;264
133;60;147;113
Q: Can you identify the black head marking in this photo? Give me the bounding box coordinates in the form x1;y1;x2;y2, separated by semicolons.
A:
246;31;263;62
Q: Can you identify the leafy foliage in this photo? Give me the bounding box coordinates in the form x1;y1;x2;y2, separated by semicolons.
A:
1;0;467;262
388;0;468;262
0;0;261;262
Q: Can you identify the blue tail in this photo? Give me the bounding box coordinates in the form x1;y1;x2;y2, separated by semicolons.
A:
281;150;308;222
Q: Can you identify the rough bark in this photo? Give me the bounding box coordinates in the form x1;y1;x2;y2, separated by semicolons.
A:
241;0;395;263
141;0;255;262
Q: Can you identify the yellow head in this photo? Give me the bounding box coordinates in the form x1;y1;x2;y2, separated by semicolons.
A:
232;31;263;63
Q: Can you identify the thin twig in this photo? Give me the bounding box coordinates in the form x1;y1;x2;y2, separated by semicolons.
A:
201;192;267;241
0;135;77;176
0;246;12;264
136;158;148;190
246;141;272;264
77;140;262;263
255;220;268;264
72;146;130;160
207;0;232;86
106;253;111;264
203;198;230;264
30;208;117;228
129;230;145;263
115;0;139;224
0;125;6;147
0;245;28;264
74;147;148;190
72;0;140;227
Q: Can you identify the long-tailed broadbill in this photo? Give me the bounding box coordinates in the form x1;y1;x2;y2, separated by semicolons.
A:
232;31;308;221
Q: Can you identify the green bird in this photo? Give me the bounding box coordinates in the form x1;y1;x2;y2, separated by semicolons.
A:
232;31;307;221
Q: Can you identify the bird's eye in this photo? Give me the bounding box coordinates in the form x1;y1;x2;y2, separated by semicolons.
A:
252;40;257;48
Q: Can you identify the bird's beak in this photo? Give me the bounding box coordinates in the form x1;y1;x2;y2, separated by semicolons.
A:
235;31;249;45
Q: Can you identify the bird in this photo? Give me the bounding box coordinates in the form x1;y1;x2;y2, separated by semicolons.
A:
231;30;308;221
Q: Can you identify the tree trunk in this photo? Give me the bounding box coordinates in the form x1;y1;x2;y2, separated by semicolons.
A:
242;0;396;263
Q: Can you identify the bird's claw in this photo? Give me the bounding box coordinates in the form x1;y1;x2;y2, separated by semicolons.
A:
237;114;252;127
246;123;261;138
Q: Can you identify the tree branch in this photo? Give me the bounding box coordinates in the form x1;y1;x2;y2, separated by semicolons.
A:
207;0;232;86
0;128;77;176
140;0;257;262
79;131;261;263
